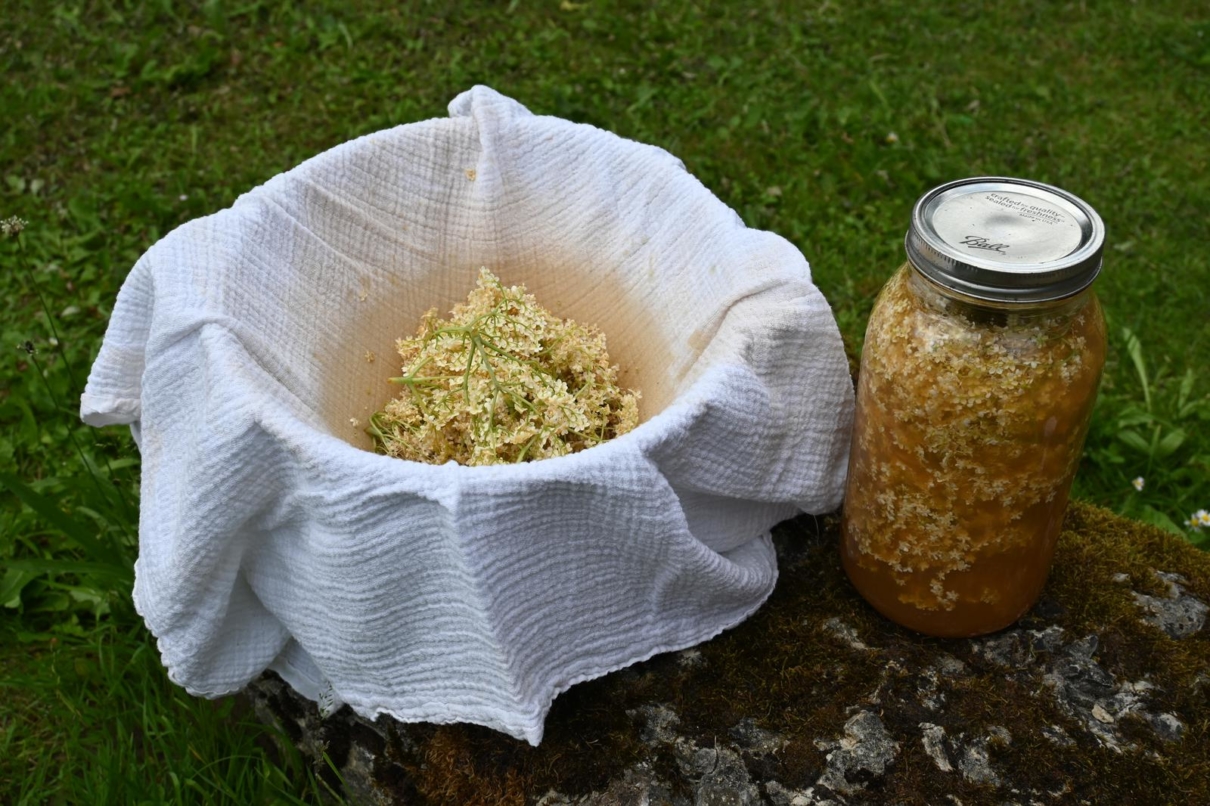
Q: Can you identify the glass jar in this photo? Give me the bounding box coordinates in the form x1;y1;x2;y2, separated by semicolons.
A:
841;177;1108;637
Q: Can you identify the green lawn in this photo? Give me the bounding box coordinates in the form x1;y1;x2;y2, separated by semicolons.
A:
3;0;1208;801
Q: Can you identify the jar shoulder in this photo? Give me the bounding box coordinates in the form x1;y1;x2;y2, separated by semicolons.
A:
865;266;1107;369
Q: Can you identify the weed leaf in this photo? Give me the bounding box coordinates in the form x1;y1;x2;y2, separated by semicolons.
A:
1122;327;1152;412
0;472;131;578
5;559;131;583
1;568;38;608
1117;429;1151;454
1155;428;1187;458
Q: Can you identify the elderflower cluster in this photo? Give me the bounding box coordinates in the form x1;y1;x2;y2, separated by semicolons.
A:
369;268;640;466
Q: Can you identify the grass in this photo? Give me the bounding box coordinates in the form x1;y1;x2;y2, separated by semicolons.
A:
1;621;331;804
1;0;1207;801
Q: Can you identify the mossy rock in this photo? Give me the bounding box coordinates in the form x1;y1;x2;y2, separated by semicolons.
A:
244;502;1209;805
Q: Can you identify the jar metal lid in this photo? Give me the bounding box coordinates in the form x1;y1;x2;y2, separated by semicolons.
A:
905;176;1105;303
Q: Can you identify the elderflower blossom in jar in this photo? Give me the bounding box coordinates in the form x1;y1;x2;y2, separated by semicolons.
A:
841;177;1108;637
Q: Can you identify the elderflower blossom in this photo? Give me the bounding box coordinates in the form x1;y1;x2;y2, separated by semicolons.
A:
1186;509;1210;531
1132;476;1145;492
368;268;640;466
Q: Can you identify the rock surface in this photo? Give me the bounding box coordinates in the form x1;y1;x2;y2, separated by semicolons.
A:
243;502;1210;804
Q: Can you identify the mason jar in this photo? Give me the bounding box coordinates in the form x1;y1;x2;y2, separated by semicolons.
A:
841;177;1108;638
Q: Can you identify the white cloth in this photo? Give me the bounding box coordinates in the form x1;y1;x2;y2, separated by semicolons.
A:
81;86;854;745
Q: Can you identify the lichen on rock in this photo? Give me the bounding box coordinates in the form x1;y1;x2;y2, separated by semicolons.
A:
1131;570;1208;639
813;711;899;796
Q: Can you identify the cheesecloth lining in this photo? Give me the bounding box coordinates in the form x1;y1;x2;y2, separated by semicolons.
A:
81;86;854;744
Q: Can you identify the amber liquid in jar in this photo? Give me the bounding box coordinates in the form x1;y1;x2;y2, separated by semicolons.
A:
841;265;1106;637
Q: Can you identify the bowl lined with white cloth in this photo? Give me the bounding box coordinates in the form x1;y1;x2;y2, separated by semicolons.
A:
81;86;854;745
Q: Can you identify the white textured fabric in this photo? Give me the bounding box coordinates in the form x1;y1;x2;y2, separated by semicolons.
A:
81;86;854;745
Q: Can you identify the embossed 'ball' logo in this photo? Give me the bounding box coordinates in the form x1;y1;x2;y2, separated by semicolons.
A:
960;235;1010;255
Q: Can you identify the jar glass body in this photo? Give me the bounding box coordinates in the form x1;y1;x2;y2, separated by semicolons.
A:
841;263;1107;637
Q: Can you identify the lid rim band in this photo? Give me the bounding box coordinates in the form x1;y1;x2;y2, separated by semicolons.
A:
907;176;1105;304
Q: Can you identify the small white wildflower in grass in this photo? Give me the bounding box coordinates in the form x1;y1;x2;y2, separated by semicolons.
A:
178;194;188;201
885;131;899;144
2;216;27;238
1187;509;1210;531
369;268;640;466
1132;476;1145;492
